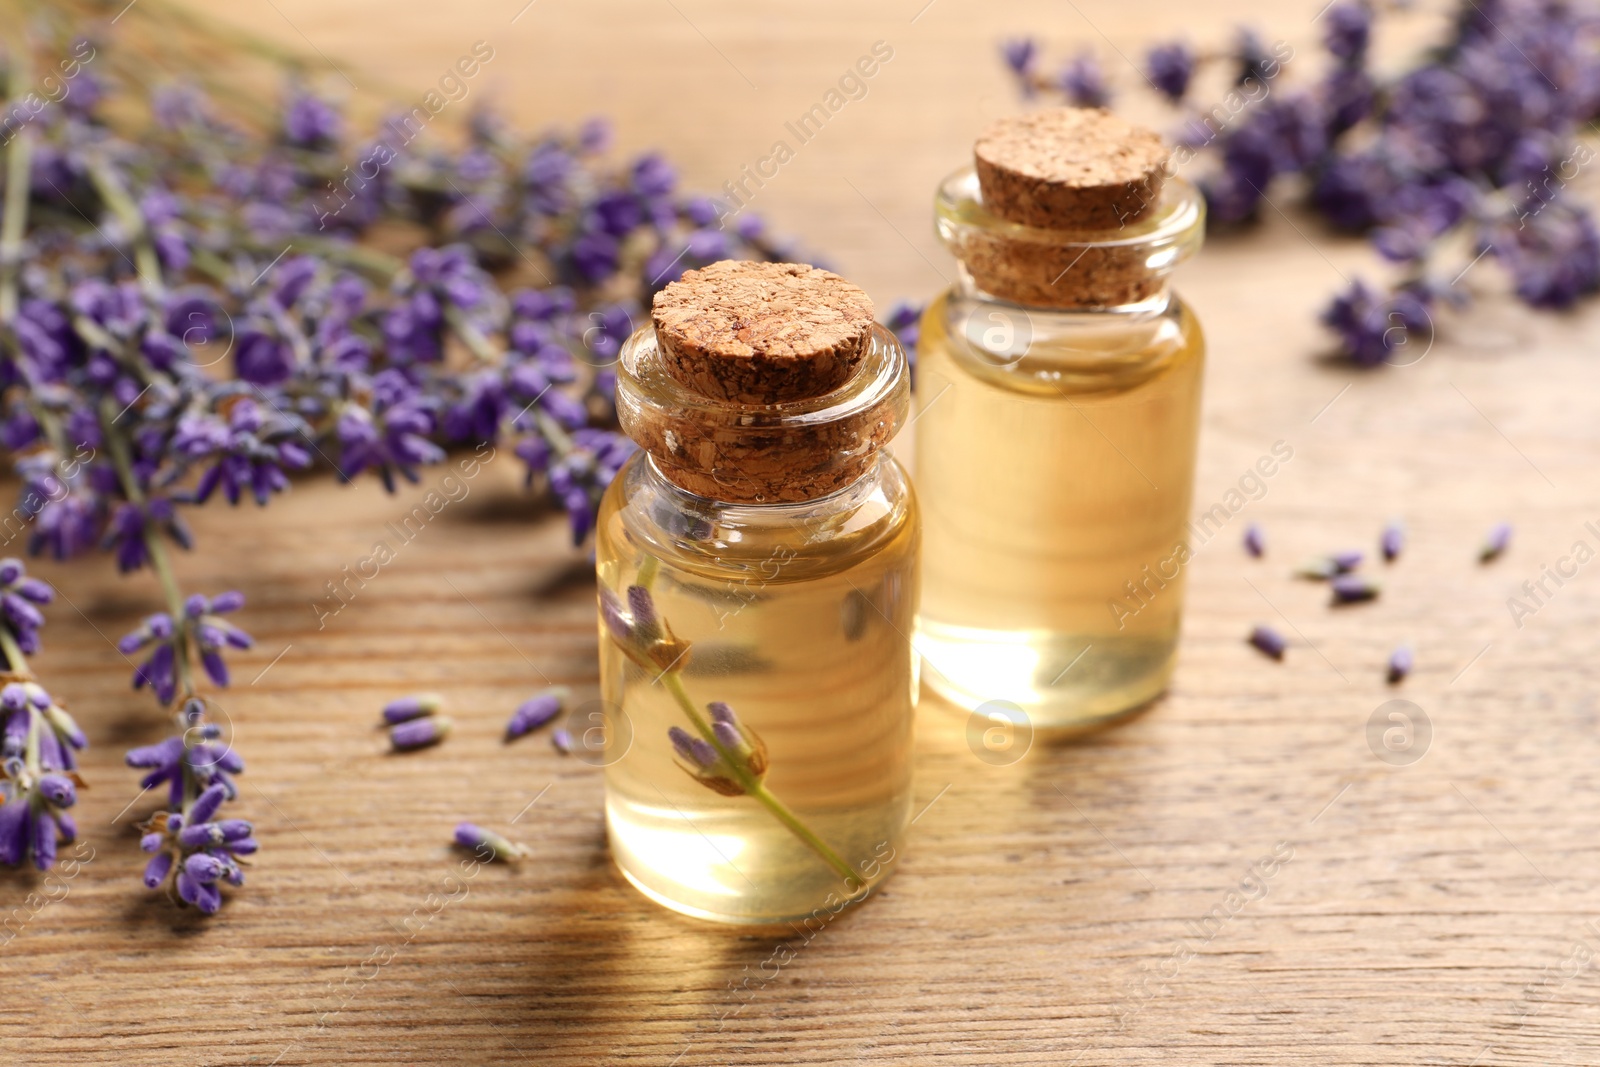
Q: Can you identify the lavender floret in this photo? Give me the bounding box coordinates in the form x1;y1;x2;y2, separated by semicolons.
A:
1248;625;1287;661
1480;522;1512;562
1387;645;1413;684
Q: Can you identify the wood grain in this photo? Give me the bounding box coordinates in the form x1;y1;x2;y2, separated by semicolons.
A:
4;1;1600;1064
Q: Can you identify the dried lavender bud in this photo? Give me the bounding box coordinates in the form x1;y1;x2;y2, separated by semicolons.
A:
454;822;528;862
1331;574;1381;604
1248;625;1286;661
505;687;569;741
1296;550;1363;579
142;851;174;889
551;728;574;755
1480;522;1512;562
1387;645;1413;684
389;716;452;752
382;693;442;725
1243;522;1265;558
627;585;661;641
713;720;744;752
1381;519;1404;562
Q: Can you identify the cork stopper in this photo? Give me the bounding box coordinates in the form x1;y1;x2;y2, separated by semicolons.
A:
974;108;1168;230
618;261;909;505
950;110;1181;308
650;261;876;404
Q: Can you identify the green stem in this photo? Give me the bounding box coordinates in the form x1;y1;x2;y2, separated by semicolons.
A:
96;398;195;698
0;49;34;327
0;627;33;681
86;157;164;298
660;670;860;889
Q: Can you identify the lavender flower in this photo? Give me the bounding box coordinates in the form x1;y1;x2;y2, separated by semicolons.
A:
139;783;255;914
665;702;769;798
1295;552;1362;579
1003;37;1039;86
1323;1;1373;64
0;557;54;658
382;693;442;725
1248;624;1286;660
127;700;244;808
1059;51;1111;108
1242;522;1265;558
1387;645;1413;684
390;716;452;751
506;687;568;741
454;822;528;862
1380;519;1405;562
0;682;83;870
1330;574;1381;604
1145;42;1196;102
600;584;692;674
1480;521;1512;562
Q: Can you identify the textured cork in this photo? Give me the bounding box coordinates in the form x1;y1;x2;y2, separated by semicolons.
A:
624;396;900;505
957;236;1165;308
961;109;1173;308
621;261;906;504
650;260;876;404
974;108;1169;230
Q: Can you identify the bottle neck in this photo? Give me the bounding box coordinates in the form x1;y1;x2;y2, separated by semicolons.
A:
935;166;1205;312
615;323;910;507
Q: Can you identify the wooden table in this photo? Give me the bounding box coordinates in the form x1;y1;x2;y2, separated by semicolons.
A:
5;1;1599;1063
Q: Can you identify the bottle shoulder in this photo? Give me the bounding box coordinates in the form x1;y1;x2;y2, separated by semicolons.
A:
597;453;917;584
919;289;1203;398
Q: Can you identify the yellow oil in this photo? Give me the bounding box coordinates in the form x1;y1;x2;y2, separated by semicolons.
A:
914;291;1204;727
596;457;918;924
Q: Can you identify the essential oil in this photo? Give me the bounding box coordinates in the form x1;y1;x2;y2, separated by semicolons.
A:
597;260;917;924
914;109;1207;729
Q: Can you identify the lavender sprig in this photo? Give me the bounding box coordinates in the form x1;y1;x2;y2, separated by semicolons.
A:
601;573;862;889
0;560;87;871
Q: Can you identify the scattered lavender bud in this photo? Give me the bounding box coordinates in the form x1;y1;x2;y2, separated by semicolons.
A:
551;727;574;755
505;686;569;741
142;852;174;889
1387;645;1413;684
1480;522;1512;562
454;822;528;862
389;716;452;752
1248;625;1286;660
382;693;442;725
1294;557;1340;580
1243;522;1265;558
1381;519;1405;562
1331;574;1381;604
1295;552;1362;579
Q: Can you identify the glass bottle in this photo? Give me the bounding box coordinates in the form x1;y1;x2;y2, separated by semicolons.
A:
595;261;917;924
914;109;1206;730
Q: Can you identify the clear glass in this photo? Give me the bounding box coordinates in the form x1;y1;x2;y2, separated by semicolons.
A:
915;167;1206;730
598;326;918;925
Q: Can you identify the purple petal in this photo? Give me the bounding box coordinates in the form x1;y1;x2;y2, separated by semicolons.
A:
505;688;565;740
1248;625;1286;660
382;693;441;725
143;851;174;888
190;782;227;824
389;716;451;751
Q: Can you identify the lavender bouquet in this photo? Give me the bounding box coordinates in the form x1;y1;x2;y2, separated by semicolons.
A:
1006;0;1600;365
0;5;811;912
